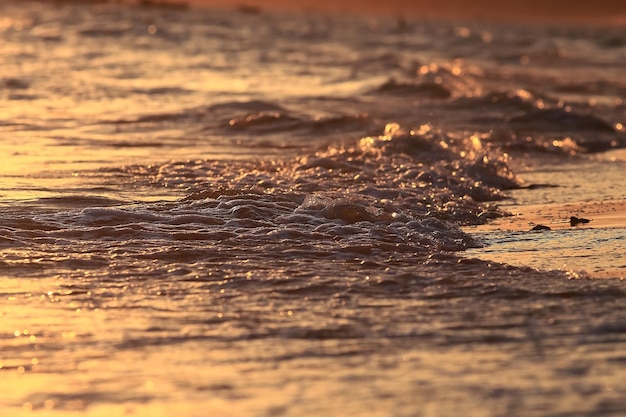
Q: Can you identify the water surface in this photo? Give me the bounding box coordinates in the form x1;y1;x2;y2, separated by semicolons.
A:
1;2;625;416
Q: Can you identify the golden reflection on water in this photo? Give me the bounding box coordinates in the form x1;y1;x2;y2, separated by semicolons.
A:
2;254;626;415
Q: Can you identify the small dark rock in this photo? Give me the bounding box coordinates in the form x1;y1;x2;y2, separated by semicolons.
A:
570;216;590;226
531;224;551;231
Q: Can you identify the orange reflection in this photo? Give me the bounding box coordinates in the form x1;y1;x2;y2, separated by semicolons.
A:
178;0;626;23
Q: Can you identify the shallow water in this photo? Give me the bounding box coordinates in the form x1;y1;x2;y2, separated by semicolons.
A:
1;1;626;416
466;222;626;277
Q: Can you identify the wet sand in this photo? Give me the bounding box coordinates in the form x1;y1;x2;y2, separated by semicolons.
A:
471;200;626;232
464;200;626;279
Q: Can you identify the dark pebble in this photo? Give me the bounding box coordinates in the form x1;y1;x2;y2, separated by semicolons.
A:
570;216;591;226
531;224;551;231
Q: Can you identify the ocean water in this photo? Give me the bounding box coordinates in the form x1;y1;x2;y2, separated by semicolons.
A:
1;1;626;416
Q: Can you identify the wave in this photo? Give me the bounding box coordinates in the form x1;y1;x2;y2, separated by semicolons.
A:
507;107;616;133
372;79;452;99
0;121;523;270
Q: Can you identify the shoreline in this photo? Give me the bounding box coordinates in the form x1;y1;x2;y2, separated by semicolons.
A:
469;200;626;233
462;150;626;279
464;200;626;279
